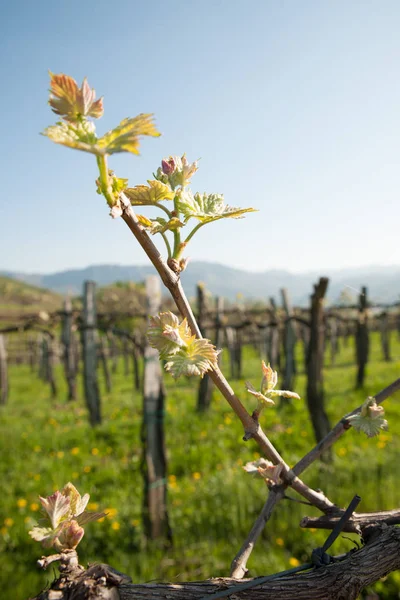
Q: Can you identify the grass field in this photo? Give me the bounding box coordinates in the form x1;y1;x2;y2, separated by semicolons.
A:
1;331;399;599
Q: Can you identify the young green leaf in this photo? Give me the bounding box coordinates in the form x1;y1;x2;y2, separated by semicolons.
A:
39;491;70;529
155;154;198;189
97;114;160;155
347;397;388;438
43;120;99;154
164;336;218;378
137;215;184;235
177;190;256;223
124;180;175;205
246;361;300;412
147;312;192;358
243;458;283;484
29;483;106;552
61;482;89;518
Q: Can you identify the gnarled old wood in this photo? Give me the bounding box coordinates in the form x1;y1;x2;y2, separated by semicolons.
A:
32;524;400;600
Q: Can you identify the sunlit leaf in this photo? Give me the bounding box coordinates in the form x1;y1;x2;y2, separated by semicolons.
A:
155;154;199;189
245;381;275;406
43;120;99;154
261;362;278;393
243;458;283;484
147;312;192;359
61;482;89;517
269;390;301;400
137;215;184;235
164;337;218;378
29;526;54;544
257;462;283;484
246;360;300;410
124;180;174;205
48;72;103;122
76;511;107;525
347;397;388;438
39;491;70;529
97;114;160;155
177;190;256;223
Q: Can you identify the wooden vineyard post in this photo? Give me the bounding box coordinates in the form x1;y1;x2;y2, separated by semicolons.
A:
82;281;101;425
40;333;57;398
300;319;310;372
28;335;37;372
0;334;8;405
379;310;391;362
280;288;296;390
268;297;280;370
197;283;213;411
38;334;46;380
132;342;141;391
355;286;369;389
306;277;331;444
215;296;224;355
61;297;77;401
123;337;130;375
46;333;57;399
225;326;242;379
329;317;339;366
107;331;118;374
141;275;171;543
98;334;112;393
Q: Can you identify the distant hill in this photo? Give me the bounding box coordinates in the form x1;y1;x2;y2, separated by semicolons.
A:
0;276;63;317
1;263;400;306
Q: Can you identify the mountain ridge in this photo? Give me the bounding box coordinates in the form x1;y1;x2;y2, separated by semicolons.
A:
1;262;399;306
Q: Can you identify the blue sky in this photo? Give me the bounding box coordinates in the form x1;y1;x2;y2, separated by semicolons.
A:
1;0;400;274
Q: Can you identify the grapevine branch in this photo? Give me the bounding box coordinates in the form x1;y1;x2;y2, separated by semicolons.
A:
231;376;400;576
120;200;335;507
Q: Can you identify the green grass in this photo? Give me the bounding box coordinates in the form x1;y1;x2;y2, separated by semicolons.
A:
1;332;400;599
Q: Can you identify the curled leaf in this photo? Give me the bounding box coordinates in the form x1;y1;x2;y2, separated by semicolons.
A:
49;72;104;122
261;361;278;393
177;190;256;223
155;154;198;189
55;520;85;550
137;215;184;235
347;397;388;438
245;381;275;407
29;482;105;551
43;120;98;154
61;482;89;518
39;491;70;529
29;526;55;546
147;312;192;358
97;114;160;155
243;458;283;484
164;337;218;378
124;180;174;205
246;361;300;412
